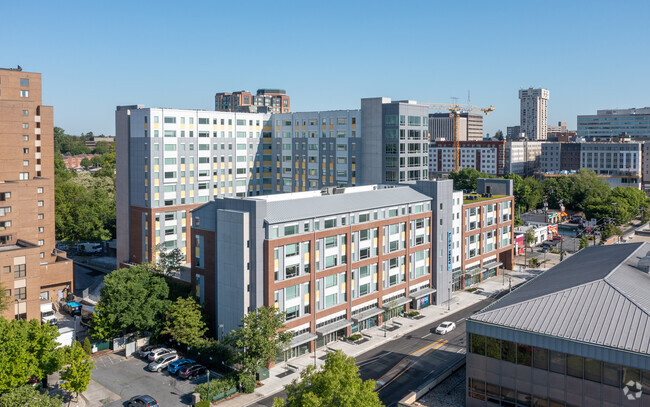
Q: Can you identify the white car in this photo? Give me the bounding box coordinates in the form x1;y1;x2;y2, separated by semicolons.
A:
147;348;176;361
435;321;456;335
147;353;179;372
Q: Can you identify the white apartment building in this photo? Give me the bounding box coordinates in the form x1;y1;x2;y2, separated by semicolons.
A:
519;88;549;141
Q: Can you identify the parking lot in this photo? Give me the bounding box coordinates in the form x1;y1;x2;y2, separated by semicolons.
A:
90;352;208;406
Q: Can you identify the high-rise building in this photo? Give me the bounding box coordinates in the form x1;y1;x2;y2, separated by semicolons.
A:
0;67;73;321
519;88;549;141
578;107;650;140
429;112;483;141
190;179;513;355
215;89;290;113
116;98;433;267
466;243;650;406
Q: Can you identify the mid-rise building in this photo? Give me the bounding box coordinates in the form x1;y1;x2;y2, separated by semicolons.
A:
190;179;513;358
519;88;549;141
215;89;290;113
578;107;650;140
466;243;650;406
506;125;522;140
539;141;642;189
0;67;73;321
429;112;483;141
505;141;543;176
546;121;567;136
116;98;433;267
429;141;507;177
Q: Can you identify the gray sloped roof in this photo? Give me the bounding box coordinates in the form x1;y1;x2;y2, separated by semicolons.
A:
470;242;650;355
263;187;431;224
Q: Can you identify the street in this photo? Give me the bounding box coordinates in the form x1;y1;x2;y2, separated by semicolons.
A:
251;294;502;407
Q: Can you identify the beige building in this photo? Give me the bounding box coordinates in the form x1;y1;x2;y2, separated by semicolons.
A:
0;67;73;321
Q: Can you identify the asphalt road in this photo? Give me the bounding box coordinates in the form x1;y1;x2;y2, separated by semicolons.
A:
252;293;505;407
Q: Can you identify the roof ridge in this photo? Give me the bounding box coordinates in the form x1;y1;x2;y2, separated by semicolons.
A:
603;242;645;279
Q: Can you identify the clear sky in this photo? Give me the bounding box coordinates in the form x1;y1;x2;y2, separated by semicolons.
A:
2;0;649;137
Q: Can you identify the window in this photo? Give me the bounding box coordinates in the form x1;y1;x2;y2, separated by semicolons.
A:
14;287;26;300
23;160;29;166
164;116;176;123
20;78;29;86
549;351;566;374
285;285;299;300
325;236;337;248
501;340;516;363
567;355;583;378
324;219;337;229
19;172;28;180
284;225;299;236
533;347;548;370
37;201;43;207
37;187;43;194
14;264;26;278
471;334;486;355
20;90;29;97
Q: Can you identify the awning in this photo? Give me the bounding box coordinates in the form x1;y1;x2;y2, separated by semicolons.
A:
316;319;353;336
382;296;412;310
483;261;503;270
464;267;485;277
409;287;437;300
290;332;317;348
351;307;384;323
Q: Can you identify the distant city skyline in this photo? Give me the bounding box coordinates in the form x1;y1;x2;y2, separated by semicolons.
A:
1;0;649;138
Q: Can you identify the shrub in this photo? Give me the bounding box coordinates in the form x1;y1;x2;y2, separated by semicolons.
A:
195;401;210;407
195;374;237;401
407;311;419;317
239;373;256;394
82;337;92;355
347;334;362;342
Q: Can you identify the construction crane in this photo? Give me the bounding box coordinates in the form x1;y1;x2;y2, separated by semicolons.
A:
422;103;495;172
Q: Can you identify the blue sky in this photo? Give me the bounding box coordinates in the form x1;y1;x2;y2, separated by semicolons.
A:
2;0;649;137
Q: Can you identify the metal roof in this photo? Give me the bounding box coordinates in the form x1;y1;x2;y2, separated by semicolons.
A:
263;187;431;224
470;242;650;355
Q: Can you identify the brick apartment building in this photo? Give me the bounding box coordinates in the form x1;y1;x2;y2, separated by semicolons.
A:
0;67;73;320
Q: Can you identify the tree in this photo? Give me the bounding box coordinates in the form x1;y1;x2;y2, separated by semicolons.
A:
448;167;493;191
579;235;590;250
91;155;105;167
161;297;207;346
226;307;292;383
80;158;92;168
524;229;535;252
273;350;383;407
82;337;92;355
60;341;95;401
0;385;62;407
0;283;8;312
92;141;111;155
600;224;623;243
0;319;63;391
89;264;170;339
494;130;504;140
156;244;185;276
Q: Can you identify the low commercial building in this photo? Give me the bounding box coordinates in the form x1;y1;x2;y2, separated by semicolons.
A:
466;242;650;406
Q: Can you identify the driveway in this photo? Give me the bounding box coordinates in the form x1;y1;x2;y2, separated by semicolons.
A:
90;353;208;406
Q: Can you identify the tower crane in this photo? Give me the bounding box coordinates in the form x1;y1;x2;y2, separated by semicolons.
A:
422;103;495;172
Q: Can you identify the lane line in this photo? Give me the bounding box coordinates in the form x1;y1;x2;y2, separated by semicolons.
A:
373;339;443;386
376;339;448;393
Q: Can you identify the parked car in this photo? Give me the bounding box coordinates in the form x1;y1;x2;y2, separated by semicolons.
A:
541;247;549;253
147;347;176;361
435;321;456;335
178;363;207;380
128;395;159;407
147;353;179;372
168;358;195;375
137;344;162;359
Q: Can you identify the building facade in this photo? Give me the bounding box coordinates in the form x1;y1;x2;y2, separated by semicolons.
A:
506;125;522;140
429;140;507;177
540;143;581;173
215;89;290;113
466;243;650;406
116;98;433;267
0;67;73;321
578;107;650;140
506;141;543;176
429;112;483;141
519;88;549;141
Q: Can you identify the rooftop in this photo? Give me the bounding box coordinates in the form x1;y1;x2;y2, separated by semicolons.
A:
463;194;507;204
470;242;650;355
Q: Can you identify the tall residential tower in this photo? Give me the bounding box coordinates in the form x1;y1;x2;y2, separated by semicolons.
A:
519;88;549;141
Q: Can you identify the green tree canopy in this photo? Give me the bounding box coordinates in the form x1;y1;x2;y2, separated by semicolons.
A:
0;319;63;391
0;385;62;407
494;130;504;140
156;244;185;276
448;167;494;191
80;158;92;168
161;297;207;346
226;306;292;380
90;264;170;339
60;341;95;400
524;229;535;251
273;350;383;407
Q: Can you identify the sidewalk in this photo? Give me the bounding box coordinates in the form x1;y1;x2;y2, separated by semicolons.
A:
218;268;539;407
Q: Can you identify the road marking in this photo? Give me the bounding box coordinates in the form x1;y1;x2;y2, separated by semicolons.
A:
412;338;444;356
456;318;465;324
376;340;448;393
423;333;432;338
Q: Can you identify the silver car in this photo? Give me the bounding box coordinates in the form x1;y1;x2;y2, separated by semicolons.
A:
147;348;176;361
147;353;179;372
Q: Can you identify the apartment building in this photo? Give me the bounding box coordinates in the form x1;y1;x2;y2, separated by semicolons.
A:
116;98;433;267
429;112;483;141
466;243;650;406
0;67;73;321
190;182;453;354
519;88;549;141
578;107;650;140
215;89;290;113
505;141;543;176
455;179;514;291
429;140;507;177
539;142;642;189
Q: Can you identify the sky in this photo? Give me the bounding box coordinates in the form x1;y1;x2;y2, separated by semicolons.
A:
2;0;649;137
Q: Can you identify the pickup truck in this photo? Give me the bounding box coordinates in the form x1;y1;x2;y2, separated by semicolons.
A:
40;301;58;325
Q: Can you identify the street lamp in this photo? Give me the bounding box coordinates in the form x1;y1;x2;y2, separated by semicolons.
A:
206;370;211;403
